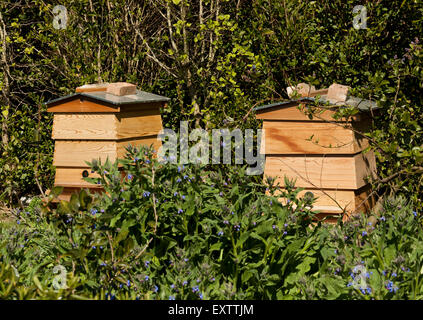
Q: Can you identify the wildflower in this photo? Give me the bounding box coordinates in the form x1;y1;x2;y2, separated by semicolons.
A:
176;178;182;183
145;276;149;281
380;216;386;221
382;270;386;276
169;296;175;300
223;220;229;225
184;258;189;262
231;211;234;215
145;261;150;267
347;282;353;287
92;246;96;249
103;170;108;174
100;262;107;267
101;209;105;213
127;280;131;287
219;192;223;197
146;160;151;164
178;208;183;214
199;293;203;299
217;230;224;236
127;174;133;180
17;220;20;225
192;285;199;293
143;191;151;197
334;249;338;254
178;166;182;172
362;231;367;236
183;175;188;179
392;272;397;277
153;285;158;292
174;191;178;196
253;222;256;226
134;157;139;162
365;272;370;279
182;195;186;200
413;211;417;217
182;281;188;286
269;200;273;205
283;231;287;235
367;287;372;294
272;225;276;230
170;284;175;289
211;277;215;282
223;182;228;186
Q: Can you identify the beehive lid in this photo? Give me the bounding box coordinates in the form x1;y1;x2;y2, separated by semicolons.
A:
45;89;170;108
254;95;379;113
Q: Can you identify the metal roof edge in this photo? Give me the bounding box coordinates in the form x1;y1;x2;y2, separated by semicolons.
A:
44;90;171;107
253;95;379;113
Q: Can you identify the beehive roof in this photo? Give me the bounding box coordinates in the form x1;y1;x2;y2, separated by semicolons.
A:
254;95;379;113
45;89;170;107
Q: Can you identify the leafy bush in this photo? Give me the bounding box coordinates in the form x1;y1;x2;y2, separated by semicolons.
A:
1;146;422;300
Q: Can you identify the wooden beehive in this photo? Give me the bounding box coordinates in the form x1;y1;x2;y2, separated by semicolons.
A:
45;82;170;200
255;83;379;222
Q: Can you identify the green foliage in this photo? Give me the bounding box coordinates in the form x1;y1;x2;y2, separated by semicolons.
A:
1;146;423;300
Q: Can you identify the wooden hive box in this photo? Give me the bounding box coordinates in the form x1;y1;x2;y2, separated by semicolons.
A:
45;82;170;201
255;83;379;222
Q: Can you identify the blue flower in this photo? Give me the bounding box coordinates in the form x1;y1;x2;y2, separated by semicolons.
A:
145;275;149;281
91;209;98;215
153;285;158;292
223;220;229;225
174;191;178;196
170;284;175;289
362;231;367;236
211;277;215;282
272;225;276;230
184;175;188;179
182;195;186;200
413;211;417;217
192;285;199;293
347;282;353;287
146;160;151;164
169;296;175;300
392;272;397;277
366;287;372;294
143;191;151;197
283;231;287;235
177;166;182;172
176;178;182;183
217;230;224;236
196;279;200;283
182;280;188;286
380;216;386;221
199;293;203;299
184;258;189;262
92;246;96;249
145;260;150;267
269;200;273;205
134;157;139;162
127;280;131;287
127;174;133;180
178;208;183;214
17;220;20;225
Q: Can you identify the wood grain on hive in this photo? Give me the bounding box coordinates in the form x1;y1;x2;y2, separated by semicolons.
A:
45;82;170;201
255;83;379;221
